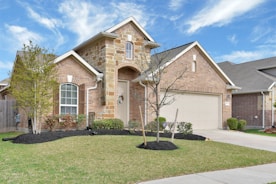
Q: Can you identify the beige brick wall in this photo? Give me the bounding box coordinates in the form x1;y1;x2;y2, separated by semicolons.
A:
56;56;104;120
154;46;232;128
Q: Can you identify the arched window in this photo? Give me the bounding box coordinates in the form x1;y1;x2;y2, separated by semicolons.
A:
60;83;78;115
192;61;197;72
126;42;133;59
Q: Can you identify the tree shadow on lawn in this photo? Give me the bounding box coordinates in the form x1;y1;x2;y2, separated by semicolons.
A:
2;129;206;150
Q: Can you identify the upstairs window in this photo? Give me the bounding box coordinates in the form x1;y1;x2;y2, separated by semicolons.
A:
60;83;78;115
126;42;133;59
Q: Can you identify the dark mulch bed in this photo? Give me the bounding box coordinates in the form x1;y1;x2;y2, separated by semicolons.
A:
2;129;206;150
137;141;178;150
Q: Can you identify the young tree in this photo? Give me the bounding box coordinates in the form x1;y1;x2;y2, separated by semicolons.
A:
137;51;186;142
9;41;58;134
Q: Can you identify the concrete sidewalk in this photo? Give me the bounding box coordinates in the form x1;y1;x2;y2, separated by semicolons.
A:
139;163;276;184
139;130;276;184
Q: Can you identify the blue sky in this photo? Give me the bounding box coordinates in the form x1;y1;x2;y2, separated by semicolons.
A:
0;0;276;81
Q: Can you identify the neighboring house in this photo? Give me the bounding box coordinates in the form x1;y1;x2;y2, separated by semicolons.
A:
218;57;276;128
2;17;238;131
0;78;10;100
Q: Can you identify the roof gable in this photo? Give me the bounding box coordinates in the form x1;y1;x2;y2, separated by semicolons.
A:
106;17;155;42
153;41;235;87
54;50;103;79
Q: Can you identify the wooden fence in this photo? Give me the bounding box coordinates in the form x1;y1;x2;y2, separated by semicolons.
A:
0;100;16;132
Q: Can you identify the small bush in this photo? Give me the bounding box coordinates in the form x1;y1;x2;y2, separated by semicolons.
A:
177;122;193;135
45;115;59;131
227;118;238;130
145;120;164;132
153;117;167;131
237;119;247;131
92;119;124;130
128;119;140;131
60;114;75;130
154;117;166;123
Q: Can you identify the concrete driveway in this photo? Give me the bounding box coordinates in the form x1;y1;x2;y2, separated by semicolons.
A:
194;129;276;152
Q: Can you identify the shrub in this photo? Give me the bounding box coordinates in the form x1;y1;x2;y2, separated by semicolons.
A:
154;117;166;123
145;121;157;132
45;115;59;131
237;119;247;131
177;122;193;135
145;120;164;132
75;114;86;129
227;118;238;130
92;119;124;130
128;119;140;131
155;117;167;130
60;114;75;130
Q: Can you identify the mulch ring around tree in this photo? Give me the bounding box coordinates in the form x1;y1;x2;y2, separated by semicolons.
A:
2;129;206;150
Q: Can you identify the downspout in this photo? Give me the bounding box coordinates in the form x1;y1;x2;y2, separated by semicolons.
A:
261;91;265;128
86;76;102;127
139;81;147;125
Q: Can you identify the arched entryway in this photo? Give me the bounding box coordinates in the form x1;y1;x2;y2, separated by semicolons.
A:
117;66;145;126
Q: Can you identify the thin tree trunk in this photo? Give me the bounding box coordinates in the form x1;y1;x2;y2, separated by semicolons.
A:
139;106;147;146
171;108;178;142
156;87;160;142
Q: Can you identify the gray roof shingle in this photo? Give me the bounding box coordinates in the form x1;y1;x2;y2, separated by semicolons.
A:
218;57;276;94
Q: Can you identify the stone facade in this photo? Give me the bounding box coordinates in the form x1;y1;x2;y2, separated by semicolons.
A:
75;21;153;124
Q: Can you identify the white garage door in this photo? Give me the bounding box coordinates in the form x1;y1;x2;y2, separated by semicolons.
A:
160;92;222;129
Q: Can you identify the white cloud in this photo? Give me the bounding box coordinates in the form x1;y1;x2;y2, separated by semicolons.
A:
218;51;260;63
5;24;43;47
27;7;60;30
169;0;186;11
0;60;13;70
251;25;272;43
227;34;238;44
111;2;151;28
58;0;152;44
26;6;65;48
186;0;265;34
217;47;276;63
58;0;116;44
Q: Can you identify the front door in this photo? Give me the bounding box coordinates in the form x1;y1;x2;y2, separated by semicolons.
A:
117;80;129;126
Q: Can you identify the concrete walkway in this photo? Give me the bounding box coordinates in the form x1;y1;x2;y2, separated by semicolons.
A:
139;130;276;184
139;163;276;184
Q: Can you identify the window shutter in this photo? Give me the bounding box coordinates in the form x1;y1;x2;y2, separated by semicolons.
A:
79;84;85;114
53;87;59;115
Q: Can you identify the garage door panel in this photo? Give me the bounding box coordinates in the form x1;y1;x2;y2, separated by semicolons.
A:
160;92;221;129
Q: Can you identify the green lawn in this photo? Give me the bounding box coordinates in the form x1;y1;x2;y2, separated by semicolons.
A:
245;129;276;137
1;132;276;184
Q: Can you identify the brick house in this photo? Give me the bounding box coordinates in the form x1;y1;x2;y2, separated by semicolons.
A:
219;57;276;128
2;17;238;131
151;42;238;129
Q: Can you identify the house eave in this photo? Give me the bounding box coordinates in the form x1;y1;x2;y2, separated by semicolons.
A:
233;89;271;95
226;85;241;90
144;41;160;49
0;85;10;93
73;32;118;51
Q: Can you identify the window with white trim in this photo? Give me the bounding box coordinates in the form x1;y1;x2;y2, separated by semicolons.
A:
60;83;78;115
126;42;133;59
